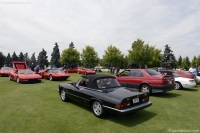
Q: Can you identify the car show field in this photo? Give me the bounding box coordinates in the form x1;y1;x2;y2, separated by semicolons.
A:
0;73;199;133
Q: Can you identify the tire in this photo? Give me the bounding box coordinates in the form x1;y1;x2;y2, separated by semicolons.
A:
60;89;69;102
175;82;182;90
16;77;20;83
140;84;151;94
49;75;53;81
92;101;105;118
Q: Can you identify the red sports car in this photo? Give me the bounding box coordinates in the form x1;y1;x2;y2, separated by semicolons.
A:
41;68;70;81
77;68;96;75
0;67;12;77
9;61;42;83
66;68;78;73
116;69;175;94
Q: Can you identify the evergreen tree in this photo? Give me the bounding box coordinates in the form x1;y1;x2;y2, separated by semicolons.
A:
197;55;200;67
177;56;182;68
51;42;61;68
0;52;5;68
185;56;191;68
31;52;37;65
191;56;197;68
12;52;18;61
160;44;177;69
24;52;30;67
4;53;12;67
18;52;25;61
37;49;49;69
181;57;190;70
69;42;75;48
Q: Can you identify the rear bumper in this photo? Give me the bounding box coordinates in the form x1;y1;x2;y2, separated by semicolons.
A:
103;101;152;115
182;83;196;89
151;84;175;93
20;78;41;83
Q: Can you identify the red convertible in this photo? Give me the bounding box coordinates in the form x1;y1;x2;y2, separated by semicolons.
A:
41;68;70;81
116;69;175;94
0;67;12;77
77;68;96;75
9;61;42;83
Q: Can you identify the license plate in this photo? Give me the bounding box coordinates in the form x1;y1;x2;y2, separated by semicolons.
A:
133;98;139;104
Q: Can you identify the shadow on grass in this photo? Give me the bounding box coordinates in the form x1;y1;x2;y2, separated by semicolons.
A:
12;81;44;84
151;92;181;98
179;88;199;92
107;110;157;127
64;101;156;127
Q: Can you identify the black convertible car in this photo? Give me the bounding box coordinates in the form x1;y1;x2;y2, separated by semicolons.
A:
58;74;152;118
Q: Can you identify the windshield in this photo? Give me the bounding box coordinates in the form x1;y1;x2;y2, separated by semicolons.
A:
96;78;121;89
18;69;34;74
145;69;162;76
1;67;12;70
49;69;64;73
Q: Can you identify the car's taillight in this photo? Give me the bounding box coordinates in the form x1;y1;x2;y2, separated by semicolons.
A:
115;100;131;109
142;95;149;102
163;78;174;84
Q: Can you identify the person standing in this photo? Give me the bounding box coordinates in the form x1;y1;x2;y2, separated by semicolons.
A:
30;63;35;71
189;66;197;76
34;65;40;74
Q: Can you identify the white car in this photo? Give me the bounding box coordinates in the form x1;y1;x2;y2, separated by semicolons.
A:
175;77;196;90
195;75;200;84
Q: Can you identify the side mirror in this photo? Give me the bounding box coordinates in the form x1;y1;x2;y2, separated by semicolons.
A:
116;74;119;77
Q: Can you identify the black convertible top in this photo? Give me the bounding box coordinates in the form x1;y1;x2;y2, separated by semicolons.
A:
81;74;116;89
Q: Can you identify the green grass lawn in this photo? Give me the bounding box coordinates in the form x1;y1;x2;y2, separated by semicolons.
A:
0;73;199;133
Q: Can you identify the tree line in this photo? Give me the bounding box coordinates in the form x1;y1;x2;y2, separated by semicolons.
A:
0;39;200;70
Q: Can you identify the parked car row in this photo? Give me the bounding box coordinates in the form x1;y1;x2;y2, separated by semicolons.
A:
160;70;196;89
0;61;96;83
64;68;96;75
0;62;198;118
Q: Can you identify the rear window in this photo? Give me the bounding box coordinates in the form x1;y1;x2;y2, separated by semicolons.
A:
145;69;161;76
96;78;121;89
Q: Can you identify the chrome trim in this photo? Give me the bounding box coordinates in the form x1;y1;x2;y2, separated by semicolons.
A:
102;101;152;113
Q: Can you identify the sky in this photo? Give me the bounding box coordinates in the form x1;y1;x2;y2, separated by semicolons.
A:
0;0;200;61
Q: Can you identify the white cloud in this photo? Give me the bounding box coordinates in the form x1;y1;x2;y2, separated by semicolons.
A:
0;0;200;61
